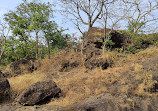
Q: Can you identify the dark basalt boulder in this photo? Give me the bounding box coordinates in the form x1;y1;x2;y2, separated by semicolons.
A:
17;80;61;106
0;79;10;102
109;31;126;48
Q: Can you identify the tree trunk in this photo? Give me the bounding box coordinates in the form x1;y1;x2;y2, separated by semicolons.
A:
47;41;50;59
103;4;108;54
104;21;107;40
36;31;39;59
88;16;92;31
103;21;107;55
134;27;137;33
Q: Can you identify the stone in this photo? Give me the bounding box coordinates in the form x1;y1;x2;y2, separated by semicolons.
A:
17;80;61;106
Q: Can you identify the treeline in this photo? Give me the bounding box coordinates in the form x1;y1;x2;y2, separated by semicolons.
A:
0;0;72;65
0;0;158;65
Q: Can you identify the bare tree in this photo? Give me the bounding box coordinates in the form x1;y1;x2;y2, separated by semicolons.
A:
96;0;118;54
0;21;10;61
60;0;104;32
122;0;158;33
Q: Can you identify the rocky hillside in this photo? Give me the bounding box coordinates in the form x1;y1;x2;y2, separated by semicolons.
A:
0;27;158;111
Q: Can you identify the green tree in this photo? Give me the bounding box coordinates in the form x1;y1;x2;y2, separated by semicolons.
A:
42;21;69;58
42;21;58;59
4;0;53;58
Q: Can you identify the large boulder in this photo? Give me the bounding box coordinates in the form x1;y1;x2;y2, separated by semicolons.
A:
84;27;127;49
17;80;61;106
109;31;127;48
0;79;10;102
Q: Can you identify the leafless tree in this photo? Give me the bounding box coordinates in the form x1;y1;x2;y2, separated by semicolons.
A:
121;0;158;33
0;21;10;61
60;0;104;33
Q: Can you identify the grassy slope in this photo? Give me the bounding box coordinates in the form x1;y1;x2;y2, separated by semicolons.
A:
7;46;158;107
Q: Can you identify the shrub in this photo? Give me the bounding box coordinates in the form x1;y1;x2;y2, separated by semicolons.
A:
119;31;158;54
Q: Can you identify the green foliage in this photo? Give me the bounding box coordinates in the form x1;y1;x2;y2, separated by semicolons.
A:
42;20;69;55
50;32;69;49
0;0;70;65
119;31;158;54
4;0;53;59
98;35;115;50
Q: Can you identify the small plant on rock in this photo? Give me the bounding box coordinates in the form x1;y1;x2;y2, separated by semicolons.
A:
98;35;115;54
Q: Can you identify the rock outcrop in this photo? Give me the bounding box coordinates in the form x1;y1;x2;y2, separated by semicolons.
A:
9;58;38;76
66;93;158;111
109;31;127;48
17;80;61;106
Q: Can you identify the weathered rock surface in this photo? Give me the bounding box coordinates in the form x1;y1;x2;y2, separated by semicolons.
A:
0;79;10;102
82;27;126;70
65;93;158;111
0;103;63;111
17;80;61;106
60;60;79;72
143;56;158;92
109;31;127;48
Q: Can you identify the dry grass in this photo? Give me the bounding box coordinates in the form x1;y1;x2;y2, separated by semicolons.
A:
7;46;158;107
127;46;158;63
8;71;49;96
47;46;158;107
48;68;109;107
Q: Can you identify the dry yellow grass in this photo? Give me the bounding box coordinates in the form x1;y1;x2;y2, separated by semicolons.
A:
132;73;157;96
48;68;109;107
127;46;158;63
8;71;49;96
7;46;158;107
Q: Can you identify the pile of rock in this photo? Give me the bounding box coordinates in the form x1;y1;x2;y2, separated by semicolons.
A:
17;80;61;106
82;27;126;70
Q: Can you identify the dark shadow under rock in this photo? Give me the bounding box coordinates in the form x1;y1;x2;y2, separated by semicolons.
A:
0;79;10;102
109;31;126;48
60;61;79;72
